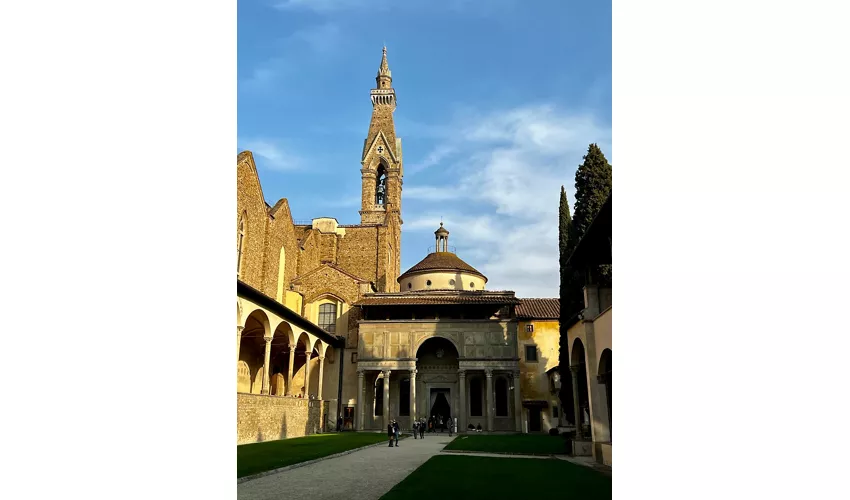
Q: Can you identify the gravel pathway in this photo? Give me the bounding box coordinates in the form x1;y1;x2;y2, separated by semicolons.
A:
238;433;454;500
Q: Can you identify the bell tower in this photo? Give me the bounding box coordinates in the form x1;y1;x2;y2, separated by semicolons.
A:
360;46;403;226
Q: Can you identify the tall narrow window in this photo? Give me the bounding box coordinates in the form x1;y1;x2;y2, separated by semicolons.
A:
470;377;483;416
375;165;387;206
495;377;508;416
318;303;337;333
399;378;410;416
237;215;245;276
374;381;384;416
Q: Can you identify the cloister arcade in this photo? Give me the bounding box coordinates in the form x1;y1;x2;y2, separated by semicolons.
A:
237;301;330;400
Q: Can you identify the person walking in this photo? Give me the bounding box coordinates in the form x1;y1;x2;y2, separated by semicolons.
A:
448;415;453;437
387;420;394;447
392;420;400;447
412;420;418;439
419;418;425;439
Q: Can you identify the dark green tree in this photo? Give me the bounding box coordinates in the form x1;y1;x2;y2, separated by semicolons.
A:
557;186;579;423
572;143;612;242
572;143;612;285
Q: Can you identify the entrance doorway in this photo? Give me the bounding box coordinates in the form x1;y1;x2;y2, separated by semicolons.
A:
430;389;451;430
343;407;354;430
528;407;541;432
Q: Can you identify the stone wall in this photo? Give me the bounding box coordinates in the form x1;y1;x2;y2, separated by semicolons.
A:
237;393;323;445
358;321;517;360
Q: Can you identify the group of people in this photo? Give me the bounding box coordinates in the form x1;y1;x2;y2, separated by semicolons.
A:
387;419;401;447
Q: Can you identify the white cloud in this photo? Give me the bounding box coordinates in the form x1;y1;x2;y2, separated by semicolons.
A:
404;104;611;297
238;138;300;171
406;145;456;175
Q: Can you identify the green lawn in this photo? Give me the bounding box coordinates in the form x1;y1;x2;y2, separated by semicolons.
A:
237;432;392;478
444;433;569;455
381;455;611;500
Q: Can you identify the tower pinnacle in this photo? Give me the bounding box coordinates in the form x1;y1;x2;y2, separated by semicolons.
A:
376;45;392;89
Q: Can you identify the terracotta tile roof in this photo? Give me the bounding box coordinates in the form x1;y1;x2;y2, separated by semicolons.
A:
515;298;560;319
398;252;487;281
354;290;520;306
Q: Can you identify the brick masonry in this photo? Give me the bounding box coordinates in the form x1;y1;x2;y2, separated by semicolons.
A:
237;393;323;445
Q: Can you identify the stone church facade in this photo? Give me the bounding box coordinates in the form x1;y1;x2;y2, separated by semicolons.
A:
235;48;593;453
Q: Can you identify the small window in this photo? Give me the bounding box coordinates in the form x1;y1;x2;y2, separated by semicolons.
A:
470;282;475;288
553;406;559;418
407;282;412;289
525;345;538;362
426;280;432;286
449;279;455;286
525;324;534;333
318;303;337;333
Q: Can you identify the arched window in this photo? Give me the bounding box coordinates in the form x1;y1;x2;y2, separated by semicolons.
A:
276;246;287;302
495;377;509;417
375;164;387;206
318;303;337;333
237;215;246;276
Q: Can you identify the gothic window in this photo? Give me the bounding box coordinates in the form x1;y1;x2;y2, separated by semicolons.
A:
237;215;246;276
495;377;509;417
318;303;337;333
470;377;483;416
375;165;387;206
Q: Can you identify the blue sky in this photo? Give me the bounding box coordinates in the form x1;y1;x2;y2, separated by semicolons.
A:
238;0;611;297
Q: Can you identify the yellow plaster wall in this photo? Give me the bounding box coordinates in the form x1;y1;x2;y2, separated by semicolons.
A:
518;319;561;431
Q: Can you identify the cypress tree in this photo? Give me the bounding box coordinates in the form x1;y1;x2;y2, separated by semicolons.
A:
558;186;577;423
572;143;612;242
572;143;612;284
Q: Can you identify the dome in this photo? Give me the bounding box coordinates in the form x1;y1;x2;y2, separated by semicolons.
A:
397;251;488;292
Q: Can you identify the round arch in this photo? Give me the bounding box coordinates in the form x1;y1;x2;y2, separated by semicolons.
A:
240;308;272;394
413;334;462;358
270;320;296;346
570;337;586;367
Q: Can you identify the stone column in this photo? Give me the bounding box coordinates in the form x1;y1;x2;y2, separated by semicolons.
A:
570;365;582;439
357;370;365;430
236;326;244;364
382;370;391;428
485;369;494;431
317;356;325;400
285;346;295;396
458;370;467;432
261;336;272;395
303;353;312;398
513;370;522;432
409;369;417;423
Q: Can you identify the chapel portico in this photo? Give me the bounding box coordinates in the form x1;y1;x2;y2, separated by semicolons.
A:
352;224;524;433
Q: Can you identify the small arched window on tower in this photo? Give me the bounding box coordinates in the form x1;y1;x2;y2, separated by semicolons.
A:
375;164;387;206
237;214;246;277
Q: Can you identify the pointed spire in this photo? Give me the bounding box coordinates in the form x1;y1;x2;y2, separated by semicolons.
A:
378;45;391;78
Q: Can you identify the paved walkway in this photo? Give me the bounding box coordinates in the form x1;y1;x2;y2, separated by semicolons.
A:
238;434;454;500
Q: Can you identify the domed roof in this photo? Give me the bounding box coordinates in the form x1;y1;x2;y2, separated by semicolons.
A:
435;222;449;236
398;251;487;283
